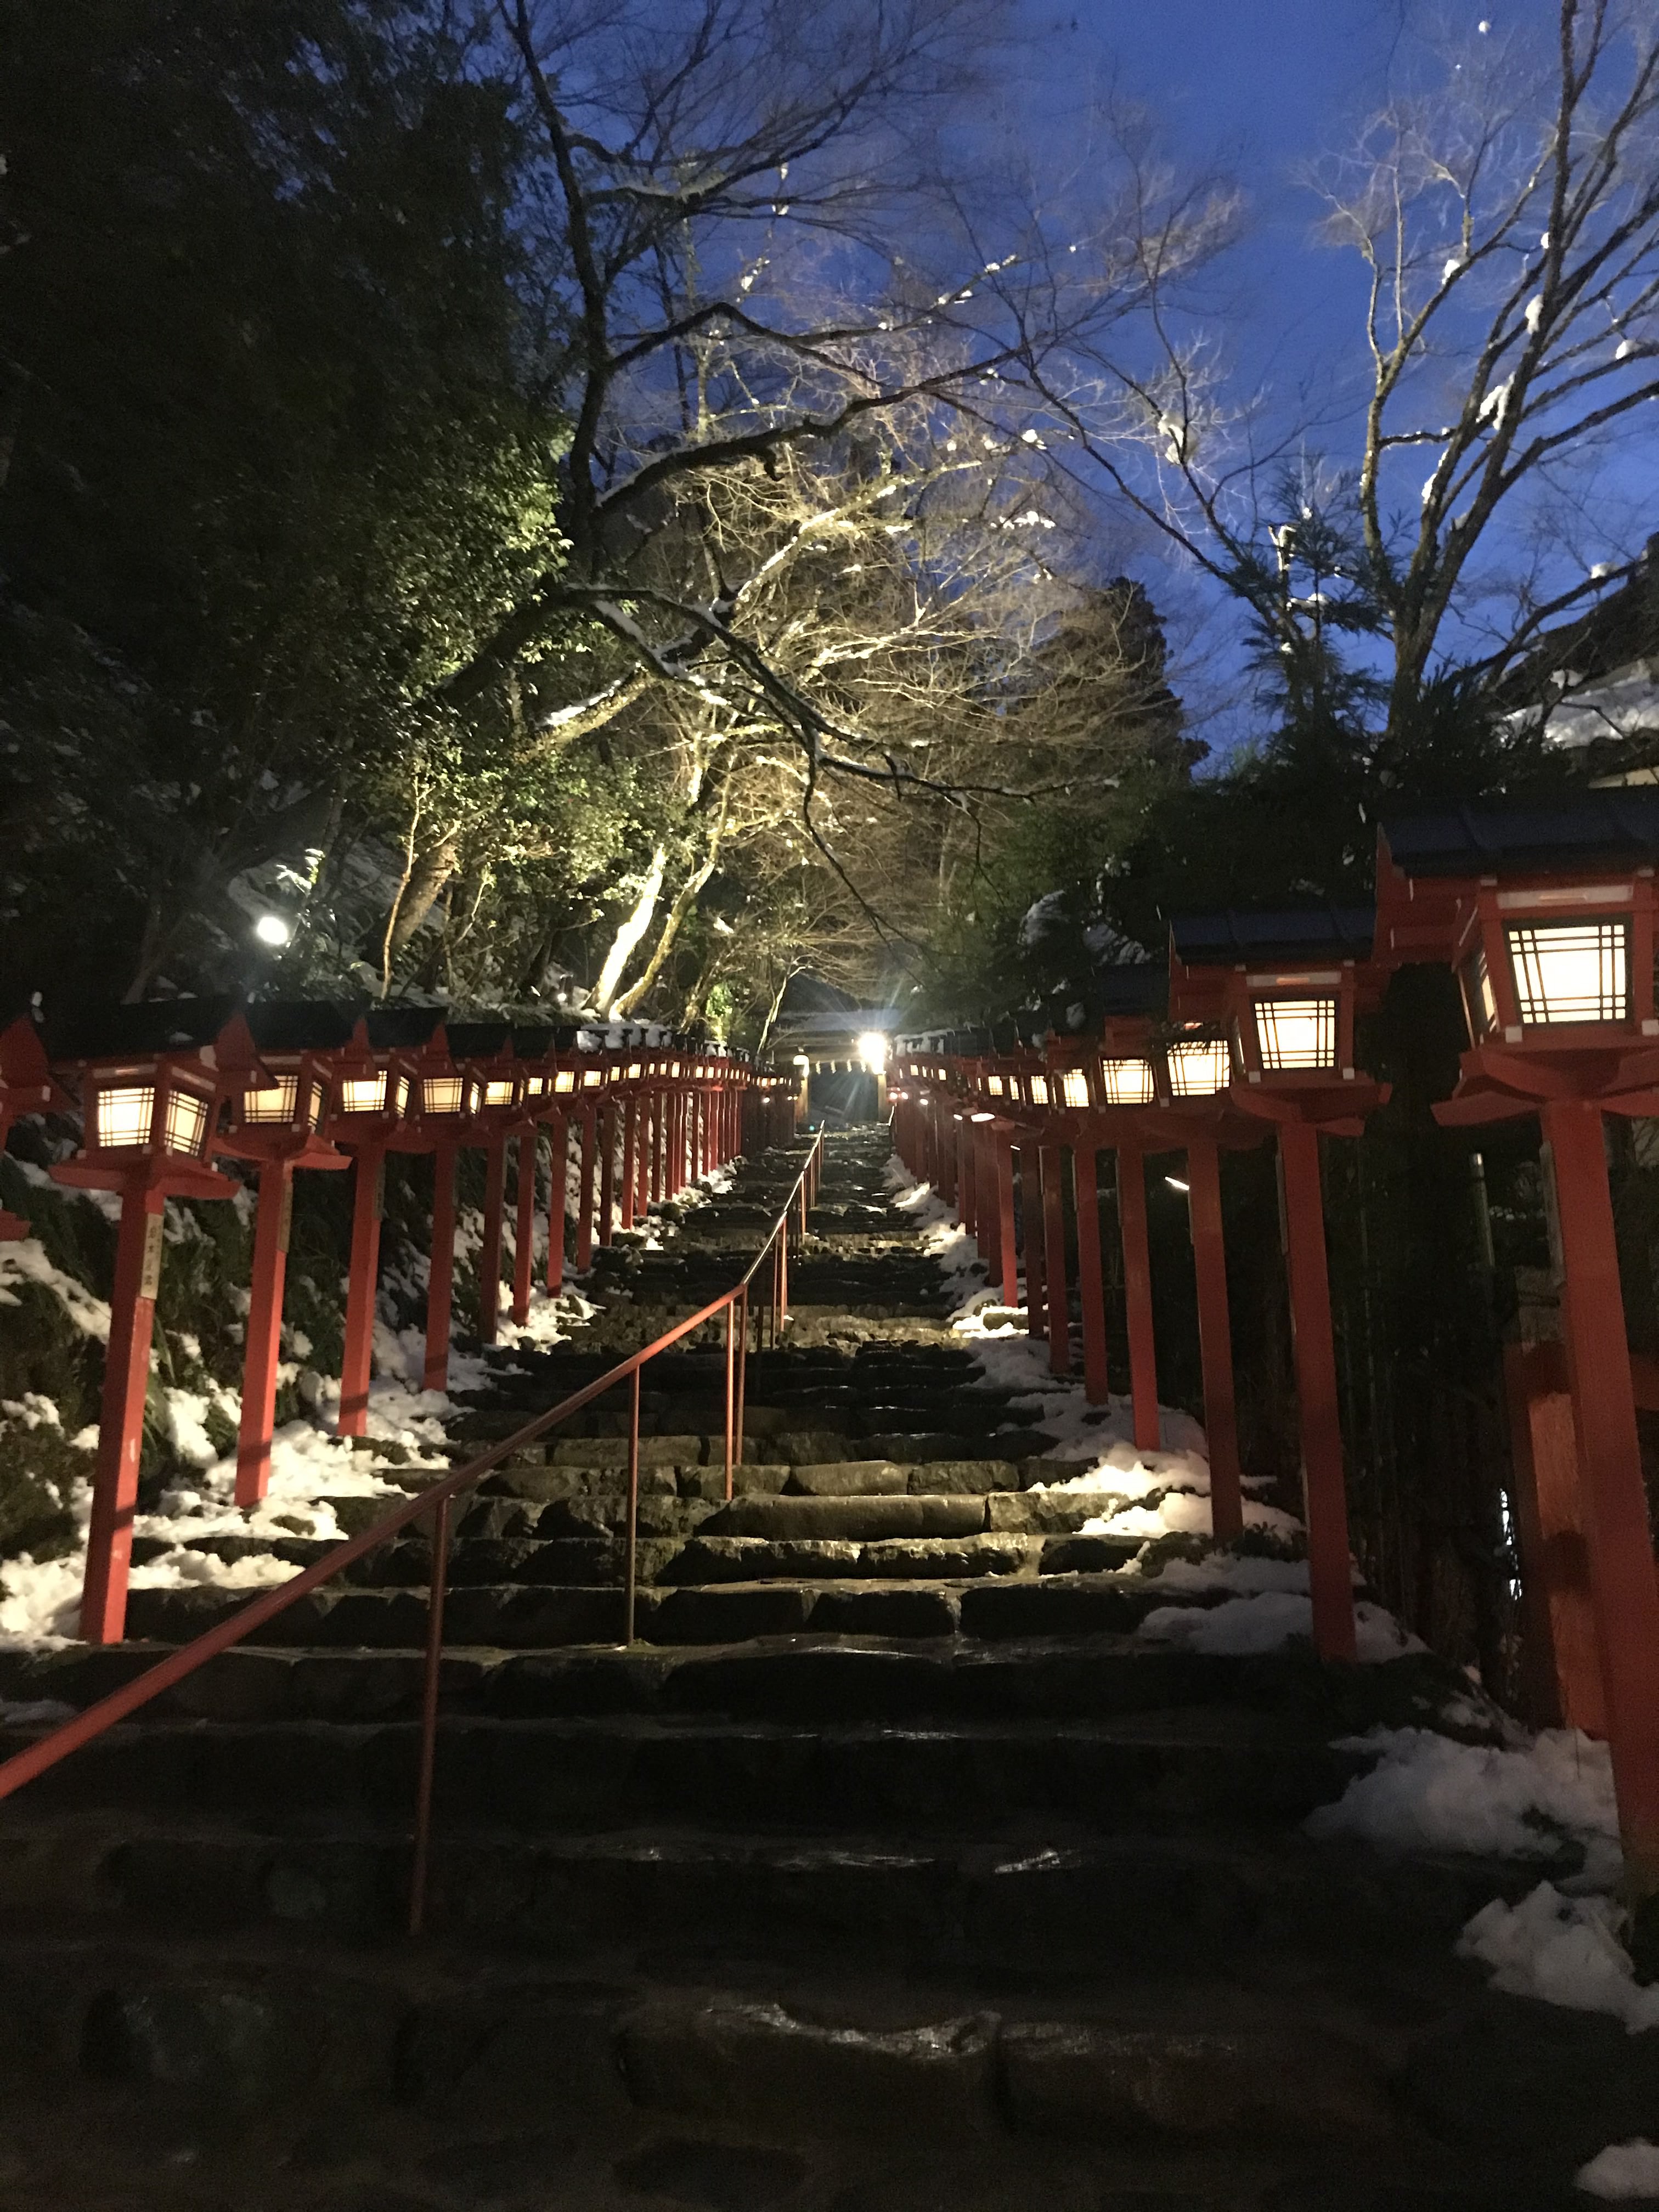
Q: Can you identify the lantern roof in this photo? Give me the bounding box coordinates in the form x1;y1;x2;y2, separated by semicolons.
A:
361;1006;445;1051
1380;791;1659;879
1170;907;1375;967
241;1001;357;1053
46;994;245;1058
1097;964;1169;1016
443;1019;513;1059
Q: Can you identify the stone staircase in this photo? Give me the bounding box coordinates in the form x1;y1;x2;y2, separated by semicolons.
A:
0;1128;1635;2209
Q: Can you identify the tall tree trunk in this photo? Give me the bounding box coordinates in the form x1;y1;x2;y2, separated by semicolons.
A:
380;831;459;994
612;855;717;1018
590;845;666;1015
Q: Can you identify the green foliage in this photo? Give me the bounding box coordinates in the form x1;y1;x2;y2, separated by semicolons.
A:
0;0;567;1002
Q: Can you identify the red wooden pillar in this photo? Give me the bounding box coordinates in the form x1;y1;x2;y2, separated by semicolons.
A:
81;1183;166;1644
974;1122;996;1279
1116;1143;1160;1453
957;1118;976;1240
1277;1122;1356;1663
993;1132;1018;1303
642;1092;657;1210
423;1141;458;1394
1022;1145;1047;1342
1543;1096;1659;1889
477;1133;506;1345
235;1159;294;1508
620;1097;638;1231
577;1108;597;1269
1071;1141;1110;1405
338;1144;385;1439
511;1125;537;1327
598;1102;617;1248
1186;1138;1244;1542
1504;1340;1605;1734
1040;1142;1071;1375
545;1113;567;1294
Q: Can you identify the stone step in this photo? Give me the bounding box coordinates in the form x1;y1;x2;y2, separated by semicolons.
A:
0;1634;1469;1731
0;1809;1537;1971
0;1926;1620;2203
0;1708;1364;1829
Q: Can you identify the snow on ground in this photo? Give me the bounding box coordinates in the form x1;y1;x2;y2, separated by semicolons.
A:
0;1215;598;1647
1463;1886;1659;2034
1142;1592;1425;1662
1308;1727;1620;1881
1577;2140;1659;2197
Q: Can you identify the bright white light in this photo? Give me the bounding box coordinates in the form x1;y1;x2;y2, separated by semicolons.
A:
94;1084;155;1149
1061;1069;1090;1108
792;1054;810;1069
1028;1074;1050;1105
253;913;291;947
857;1031;890;1071
422;1077;465;1115
1254;997;1337;1072
1165;1175;1190;1193
970;1110;995;1122
243;1075;300;1124
1167;1037;1231;1097
1506;919;1628;1025
1099;1057;1155;1105
161;1090;211;1156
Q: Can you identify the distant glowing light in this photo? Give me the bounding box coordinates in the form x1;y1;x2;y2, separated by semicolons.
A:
253;913;291;947
857;1031;890;1071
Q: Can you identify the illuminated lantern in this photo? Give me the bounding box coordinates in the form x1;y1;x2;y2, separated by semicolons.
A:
215;1003;354;1505
330;1007;433;1433
1169;907;1386;1662
49;999;265;1643
1376;794;1659;1899
0;1009;69;1240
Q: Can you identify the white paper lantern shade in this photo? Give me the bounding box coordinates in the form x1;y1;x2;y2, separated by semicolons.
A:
1098;1057;1155;1105
1061;1068;1090;1108
1252;996;1338;1073
93;1084;156;1150
1505;918;1629;1026
1166;1038;1231;1097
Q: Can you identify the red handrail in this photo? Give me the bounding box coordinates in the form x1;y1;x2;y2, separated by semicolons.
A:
0;1131;824;1934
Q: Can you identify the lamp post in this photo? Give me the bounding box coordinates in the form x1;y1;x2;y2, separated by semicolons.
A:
215;1003;354;1505
444;1022;517;1346
0;1010;69;1239
330;1007;431;1435
50;1001;264;1642
1169;907;1386;1663
1376;793;1659;1905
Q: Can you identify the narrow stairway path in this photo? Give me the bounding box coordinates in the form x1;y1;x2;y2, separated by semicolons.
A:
0;1126;1632;2211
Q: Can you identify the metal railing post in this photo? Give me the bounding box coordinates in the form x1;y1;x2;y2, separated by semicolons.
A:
735;1284;748;1476
623;1365;641;1644
408;1489;452;1938
724;1296;736;1501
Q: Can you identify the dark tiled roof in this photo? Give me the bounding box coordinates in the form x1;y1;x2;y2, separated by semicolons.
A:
1096;964;1169;1017
1383;792;1659;876
1170;909;1375;964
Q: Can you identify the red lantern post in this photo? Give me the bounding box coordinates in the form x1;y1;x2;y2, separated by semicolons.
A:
1170;908;1387;1664
0;1011;70;1239
50;1002;265;1642
214;1004;354;1505
330;1007;434;1432
1376;795;1659;1901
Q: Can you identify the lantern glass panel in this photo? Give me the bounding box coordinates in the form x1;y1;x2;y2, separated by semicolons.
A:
423;1077;465;1115
338;1075;387;1115
582;1069;602;1089
554;1071;576;1094
628;1062;643;1079
523;1075;548;1098
483;1079;515;1107
1029;1074;1050;1106
1062;1068;1090;1108
1254;996;1337;1072
1099;1057;1155;1105
243;1075;299;1124
1460;948;1498;1041
988;1074;1005;1097
670;1062;682;1078
306;1080;324;1129
161;1088;211;1156
95;1084;155;1149
1167;1037;1231;1097
1506;917;1629;1025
